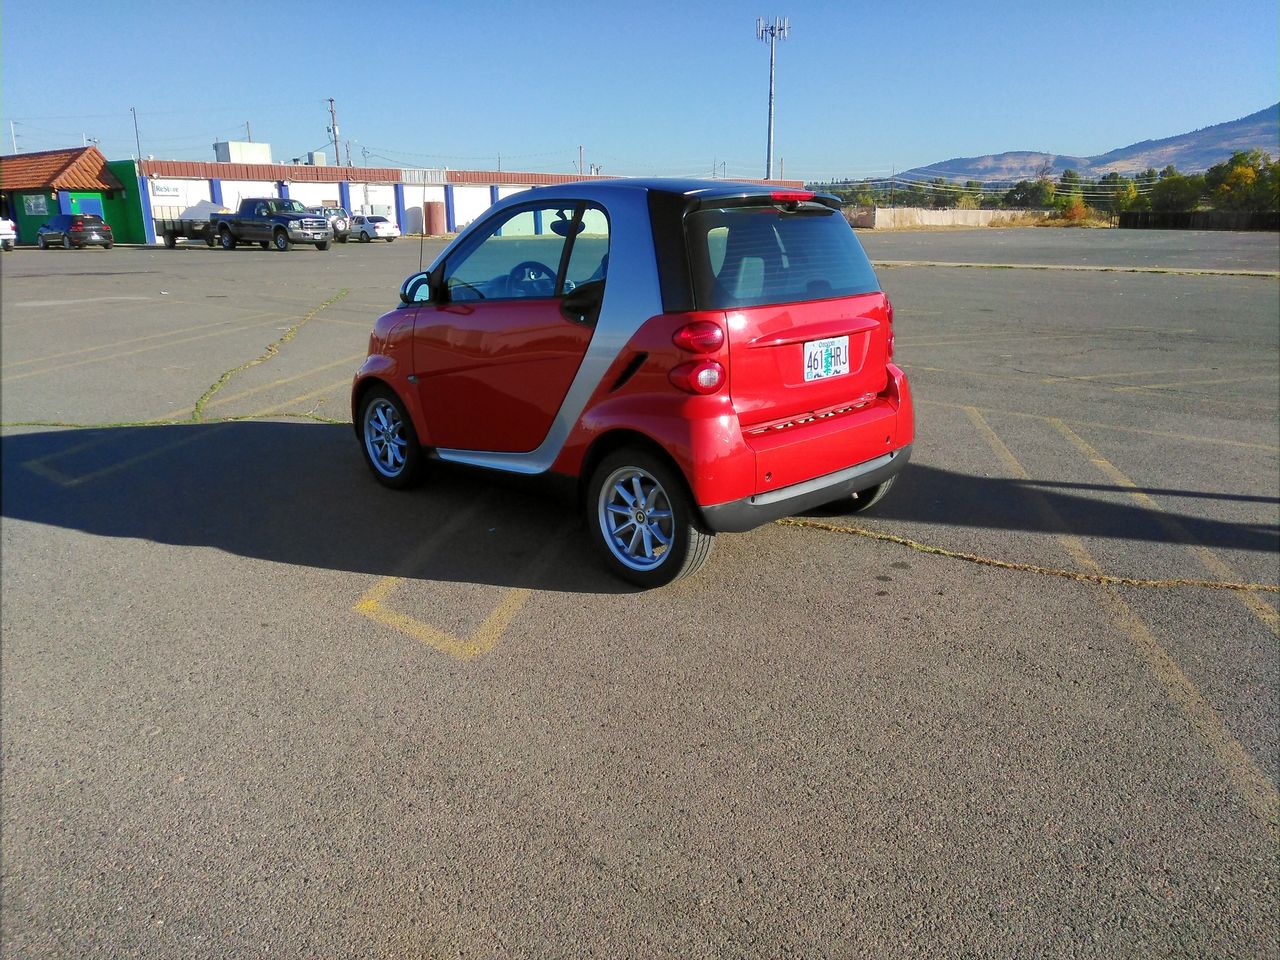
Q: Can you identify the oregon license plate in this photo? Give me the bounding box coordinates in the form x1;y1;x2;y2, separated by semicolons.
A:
803;336;850;382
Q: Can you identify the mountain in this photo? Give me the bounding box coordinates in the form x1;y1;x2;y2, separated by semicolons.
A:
901;104;1279;182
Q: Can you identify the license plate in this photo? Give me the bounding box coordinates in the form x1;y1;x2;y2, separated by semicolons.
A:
803;336;850;382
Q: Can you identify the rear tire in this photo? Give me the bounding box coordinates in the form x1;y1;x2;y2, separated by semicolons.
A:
62;236;72;249
358;385;426;489
360;231;370;242
104;241;114;250
38;236;48;250
259;241;270;250
220;229;237;250
587;448;714;588
164;232;177;249
273;230;291;252
846;475;897;514
385;237;394;243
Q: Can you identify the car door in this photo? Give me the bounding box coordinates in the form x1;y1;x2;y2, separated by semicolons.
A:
412;200;609;453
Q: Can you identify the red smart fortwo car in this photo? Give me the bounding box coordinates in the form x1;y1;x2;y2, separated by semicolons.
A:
353;179;913;587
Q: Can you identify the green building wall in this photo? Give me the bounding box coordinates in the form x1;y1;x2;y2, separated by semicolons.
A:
4;160;145;245
103;160;147;244
10;190;56;244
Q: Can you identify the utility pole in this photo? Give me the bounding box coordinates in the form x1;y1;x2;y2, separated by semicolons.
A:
756;16;789;180
10;121;17;154
327;98;341;167
578;145;584;176
131;106;142;159
245;121;252;142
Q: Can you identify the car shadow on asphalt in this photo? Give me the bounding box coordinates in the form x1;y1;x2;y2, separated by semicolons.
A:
2;423;1277;594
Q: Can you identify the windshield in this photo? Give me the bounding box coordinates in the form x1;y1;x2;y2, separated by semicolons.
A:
269;199;308;214
686;202;879;309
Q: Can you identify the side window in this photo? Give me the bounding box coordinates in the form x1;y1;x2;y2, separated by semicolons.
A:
444;204;575;302
562;206;610;289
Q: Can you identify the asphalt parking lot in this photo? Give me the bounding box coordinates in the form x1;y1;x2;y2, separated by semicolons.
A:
3;227;1278;958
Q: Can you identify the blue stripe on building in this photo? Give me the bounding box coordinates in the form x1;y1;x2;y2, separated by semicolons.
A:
57;190;72;215
209;179;223;207
444;185;456;232
277;181;289;199
393;184;407;232
338;181;351;213
533;209;543;235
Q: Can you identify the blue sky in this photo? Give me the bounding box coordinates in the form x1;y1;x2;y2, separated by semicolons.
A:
2;0;1276;179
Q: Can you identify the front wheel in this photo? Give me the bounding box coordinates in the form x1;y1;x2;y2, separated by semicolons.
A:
587;448;714;588
37;236;48;250
272;230;291;252
316;240;331;251
358;386;426;489
62;236;72;249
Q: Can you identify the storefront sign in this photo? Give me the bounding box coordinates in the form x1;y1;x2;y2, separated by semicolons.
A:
151;182;182;197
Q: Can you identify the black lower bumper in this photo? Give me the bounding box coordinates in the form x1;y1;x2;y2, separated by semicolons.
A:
699;444;912;533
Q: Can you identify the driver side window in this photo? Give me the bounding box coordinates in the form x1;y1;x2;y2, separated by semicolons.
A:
444;205;577;303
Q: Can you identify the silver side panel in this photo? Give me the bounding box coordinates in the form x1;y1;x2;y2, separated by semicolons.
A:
432;185;665;475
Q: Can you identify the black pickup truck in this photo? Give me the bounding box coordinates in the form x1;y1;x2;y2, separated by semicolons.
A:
212;198;332;251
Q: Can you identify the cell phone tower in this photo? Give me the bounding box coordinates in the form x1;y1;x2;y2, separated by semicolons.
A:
757;16;790;180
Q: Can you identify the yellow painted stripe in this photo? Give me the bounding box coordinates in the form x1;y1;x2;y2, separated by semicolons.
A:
918;398;1280;453
963;406;1278;835
1112;373;1280;393
1048;417;1279;637
0;314;287;385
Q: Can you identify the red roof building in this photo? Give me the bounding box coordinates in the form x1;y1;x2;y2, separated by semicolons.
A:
0;146;123;192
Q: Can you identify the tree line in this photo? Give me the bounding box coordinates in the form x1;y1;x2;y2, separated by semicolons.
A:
812;151;1279;215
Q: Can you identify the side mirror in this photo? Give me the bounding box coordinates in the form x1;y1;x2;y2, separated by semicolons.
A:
399;271;433;305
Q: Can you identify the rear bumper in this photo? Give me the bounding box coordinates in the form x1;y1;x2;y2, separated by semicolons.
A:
700;443;911;533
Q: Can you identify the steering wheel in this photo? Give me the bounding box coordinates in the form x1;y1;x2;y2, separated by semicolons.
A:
507;260;557;297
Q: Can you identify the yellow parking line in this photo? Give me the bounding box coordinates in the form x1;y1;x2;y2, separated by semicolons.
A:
22;423;231;488
0;312;277;371
1112;373;1280;393
248;376;352;418
0;315;288;385
351;498;563;660
1039;365;1235;384
1048;417;1279;637
354;579;534;661
918;398;1280;453
170;353;363;419
963;406;1278;835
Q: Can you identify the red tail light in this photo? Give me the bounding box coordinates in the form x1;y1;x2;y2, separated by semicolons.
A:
102;223;111;230
672;320;724;353
886;300;895;361
770;190;814;202
669;360;725;395
71;221;84;231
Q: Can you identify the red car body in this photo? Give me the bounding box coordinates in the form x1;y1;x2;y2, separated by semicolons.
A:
353;179;913;585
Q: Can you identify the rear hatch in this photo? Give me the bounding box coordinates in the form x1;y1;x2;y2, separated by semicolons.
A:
684;197;889;430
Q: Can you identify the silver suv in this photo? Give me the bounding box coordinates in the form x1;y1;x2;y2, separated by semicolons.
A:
307;206;352;243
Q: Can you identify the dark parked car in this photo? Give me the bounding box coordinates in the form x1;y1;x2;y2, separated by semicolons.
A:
36;214;114;249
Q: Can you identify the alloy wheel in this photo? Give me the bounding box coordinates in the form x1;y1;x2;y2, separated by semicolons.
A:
597;466;676;571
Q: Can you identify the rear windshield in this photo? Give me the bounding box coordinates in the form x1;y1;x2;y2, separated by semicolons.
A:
369;216;388;223
686;202;879;309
